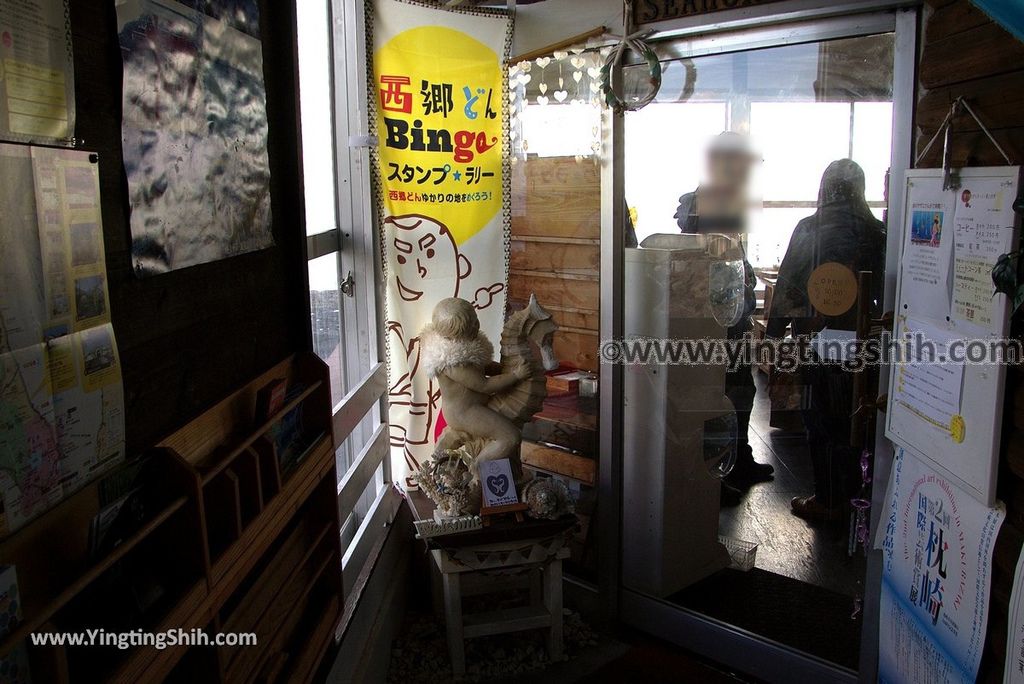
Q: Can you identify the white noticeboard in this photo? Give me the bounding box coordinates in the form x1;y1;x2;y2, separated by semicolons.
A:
886;167;1021;506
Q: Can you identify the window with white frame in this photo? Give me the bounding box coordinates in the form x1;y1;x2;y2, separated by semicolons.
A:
297;0;398;613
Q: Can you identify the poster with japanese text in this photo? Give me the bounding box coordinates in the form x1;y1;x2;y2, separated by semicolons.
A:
370;0;511;485
898;176;955;323
951;178;1017;336
879;449;1004;684
0;0;76;145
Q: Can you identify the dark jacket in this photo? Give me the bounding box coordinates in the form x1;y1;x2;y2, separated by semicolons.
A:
675;190;756;338
766;161;886;339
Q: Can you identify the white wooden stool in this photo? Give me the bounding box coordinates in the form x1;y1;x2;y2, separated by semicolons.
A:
430;537;569;676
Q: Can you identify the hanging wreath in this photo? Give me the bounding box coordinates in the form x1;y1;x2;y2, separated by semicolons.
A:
600;35;661;113
600;1;661;113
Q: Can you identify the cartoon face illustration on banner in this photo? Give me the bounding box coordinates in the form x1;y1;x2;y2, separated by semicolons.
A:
375;26;503;244
384;214;472;304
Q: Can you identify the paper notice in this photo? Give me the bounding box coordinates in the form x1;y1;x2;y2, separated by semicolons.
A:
951;179;1016;335
892;318;965;437
0;0;76;144
900;177;956;322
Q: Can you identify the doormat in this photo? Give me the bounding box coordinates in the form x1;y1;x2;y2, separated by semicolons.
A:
670;567;862;671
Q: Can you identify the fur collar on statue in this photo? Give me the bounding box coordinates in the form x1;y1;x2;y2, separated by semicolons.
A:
419;325;494;379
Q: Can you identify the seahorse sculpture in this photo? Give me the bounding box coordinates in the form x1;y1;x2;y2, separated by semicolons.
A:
488;293;559;428
437;293;558;470
415;295;558;514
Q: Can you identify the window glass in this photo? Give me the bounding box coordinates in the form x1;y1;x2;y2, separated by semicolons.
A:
518;102;601;158
750;102;851;202
308;253;344;405
852;101;894;203
297;0;337;236
510;52;607;584
621;32;895;670
626;102;728;239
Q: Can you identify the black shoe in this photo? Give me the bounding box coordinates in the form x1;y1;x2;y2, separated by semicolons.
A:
728;460;775;484
720;480;743;507
791;495;841;522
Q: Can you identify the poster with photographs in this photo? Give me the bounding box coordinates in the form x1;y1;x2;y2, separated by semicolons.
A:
0;143;124;537
898;175;955;323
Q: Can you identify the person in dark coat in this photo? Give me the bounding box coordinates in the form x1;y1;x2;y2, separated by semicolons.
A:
675;132;775;492
766;159;886;522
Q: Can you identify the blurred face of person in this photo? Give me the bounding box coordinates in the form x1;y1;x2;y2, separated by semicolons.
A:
707;150;754;190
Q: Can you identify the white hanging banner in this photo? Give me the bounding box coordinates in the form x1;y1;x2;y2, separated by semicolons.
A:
368;0;512;485
879;448;1004;684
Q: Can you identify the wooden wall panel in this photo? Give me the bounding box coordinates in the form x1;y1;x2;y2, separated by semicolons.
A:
510;240;600;277
552;330;599;373
69;0;308;453
924;1;992;42
509;272;599;314
918;71;1024;133
510;156;601;371
919;22;1024;91
511;157;601;239
916;2;1024;168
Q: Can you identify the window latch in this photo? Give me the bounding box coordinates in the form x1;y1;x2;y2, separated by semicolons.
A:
340;271;356;298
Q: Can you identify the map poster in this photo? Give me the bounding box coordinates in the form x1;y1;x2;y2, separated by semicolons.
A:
879;449;1004;684
370;0;511;486
0;0;76;145
0;143;124;537
117;0;273;275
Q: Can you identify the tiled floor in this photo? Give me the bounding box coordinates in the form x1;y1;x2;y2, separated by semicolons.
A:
717;369;868;596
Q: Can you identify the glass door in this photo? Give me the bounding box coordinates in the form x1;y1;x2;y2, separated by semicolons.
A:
612;12;913;679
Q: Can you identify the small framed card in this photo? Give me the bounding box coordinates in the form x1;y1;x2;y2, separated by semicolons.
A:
480;459;518;508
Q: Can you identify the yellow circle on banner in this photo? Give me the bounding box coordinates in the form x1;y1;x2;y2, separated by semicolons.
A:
807;262;859;316
375;26;503;245
950;414;965;443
